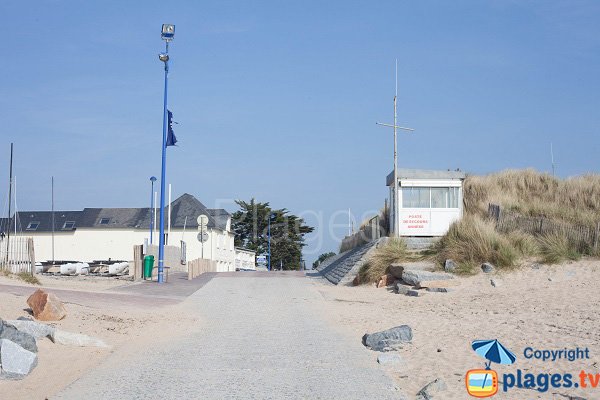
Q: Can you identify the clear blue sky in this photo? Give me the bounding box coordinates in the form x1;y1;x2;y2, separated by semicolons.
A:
2;0;599;263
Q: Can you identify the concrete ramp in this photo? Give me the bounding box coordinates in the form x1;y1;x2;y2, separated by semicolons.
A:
316;239;384;285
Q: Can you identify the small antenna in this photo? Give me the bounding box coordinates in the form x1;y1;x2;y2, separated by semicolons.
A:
395;58;398;99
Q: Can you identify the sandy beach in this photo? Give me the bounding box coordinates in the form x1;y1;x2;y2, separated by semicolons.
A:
312;259;600;399
0;274;193;400
1;261;599;399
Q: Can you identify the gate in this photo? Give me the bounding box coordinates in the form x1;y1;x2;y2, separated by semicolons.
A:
0;236;35;274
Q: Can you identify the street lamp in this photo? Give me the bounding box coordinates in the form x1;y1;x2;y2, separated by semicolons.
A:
157;23;175;284
149;176;157;244
267;212;276;271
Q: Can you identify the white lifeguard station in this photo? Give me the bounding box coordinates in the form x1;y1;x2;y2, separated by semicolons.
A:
387;169;466;237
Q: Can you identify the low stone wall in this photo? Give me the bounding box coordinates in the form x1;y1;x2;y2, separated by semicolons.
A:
145;244;185;272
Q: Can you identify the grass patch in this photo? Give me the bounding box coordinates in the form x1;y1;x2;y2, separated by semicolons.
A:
357;238;410;284
537;233;582;264
0;269;41;285
17;272;41;285
435;215;519;273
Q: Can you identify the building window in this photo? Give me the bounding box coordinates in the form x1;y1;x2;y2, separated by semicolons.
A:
431;187;448;208
402;187;430;208
403;186;460;209
26;221;40;231
99;218;110;225
62;221;76;230
449;187;460;208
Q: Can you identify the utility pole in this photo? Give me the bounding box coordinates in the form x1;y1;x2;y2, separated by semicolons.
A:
376;60;414;237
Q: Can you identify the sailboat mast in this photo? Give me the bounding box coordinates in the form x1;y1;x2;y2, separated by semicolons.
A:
6;143;13;263
52;176;55;264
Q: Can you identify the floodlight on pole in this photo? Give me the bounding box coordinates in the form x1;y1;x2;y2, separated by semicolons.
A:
157;24;175;284
161;24;175;41
376;59;415;238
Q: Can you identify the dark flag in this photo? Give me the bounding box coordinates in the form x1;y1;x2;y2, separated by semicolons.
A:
166;109;177;146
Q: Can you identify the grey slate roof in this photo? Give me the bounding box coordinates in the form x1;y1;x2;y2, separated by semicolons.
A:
5;193;230;233
386;168;466;186
3;211;83;233
207;209;230;231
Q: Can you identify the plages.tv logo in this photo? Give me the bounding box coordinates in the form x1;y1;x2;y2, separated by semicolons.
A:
466;339;517;398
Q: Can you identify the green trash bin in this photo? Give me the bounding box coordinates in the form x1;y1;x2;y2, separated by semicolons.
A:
143;255;155;280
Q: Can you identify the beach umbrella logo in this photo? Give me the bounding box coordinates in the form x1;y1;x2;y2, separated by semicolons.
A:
466;339;517;398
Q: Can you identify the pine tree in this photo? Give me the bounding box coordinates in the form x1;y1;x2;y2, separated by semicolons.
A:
232;199;314;270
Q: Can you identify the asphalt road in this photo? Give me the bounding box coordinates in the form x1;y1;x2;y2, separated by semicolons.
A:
54;272;403;400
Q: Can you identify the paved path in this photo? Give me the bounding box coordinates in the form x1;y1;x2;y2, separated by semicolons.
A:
54;273;403;399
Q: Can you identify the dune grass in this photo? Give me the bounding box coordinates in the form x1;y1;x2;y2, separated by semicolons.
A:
537;232;582;264
435;215;518;271
357;238;410;283
464;169;600;230
436;169;599;273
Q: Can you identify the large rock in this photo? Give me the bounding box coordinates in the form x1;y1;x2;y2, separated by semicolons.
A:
0;320;38;353
5;319;55;340
444;259;457;273
416;378;447;400
51;329;109;348
389;262;436;279
0;339;38;379
26;289;67;321
401;270;454;287
395;281;412;295
481;262;495;273
362;325;412;352
388;264;405;279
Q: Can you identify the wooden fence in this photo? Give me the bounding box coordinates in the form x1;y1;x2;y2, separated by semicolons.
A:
488;204;600;253
187;258;217;280
0;236;35;275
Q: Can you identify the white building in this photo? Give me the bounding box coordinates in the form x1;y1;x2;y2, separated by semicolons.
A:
234;247;256;270
387;169;466;236
10;194;237;271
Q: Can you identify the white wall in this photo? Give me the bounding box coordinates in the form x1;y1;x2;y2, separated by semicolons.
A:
30;227;236;271
393;179;464;237
235;249;256;270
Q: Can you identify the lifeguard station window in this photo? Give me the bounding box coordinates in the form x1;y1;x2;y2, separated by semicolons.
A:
402;187;430;208
402;187;460;209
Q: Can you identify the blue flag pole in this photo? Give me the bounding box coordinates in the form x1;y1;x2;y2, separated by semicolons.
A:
157;40;170;284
